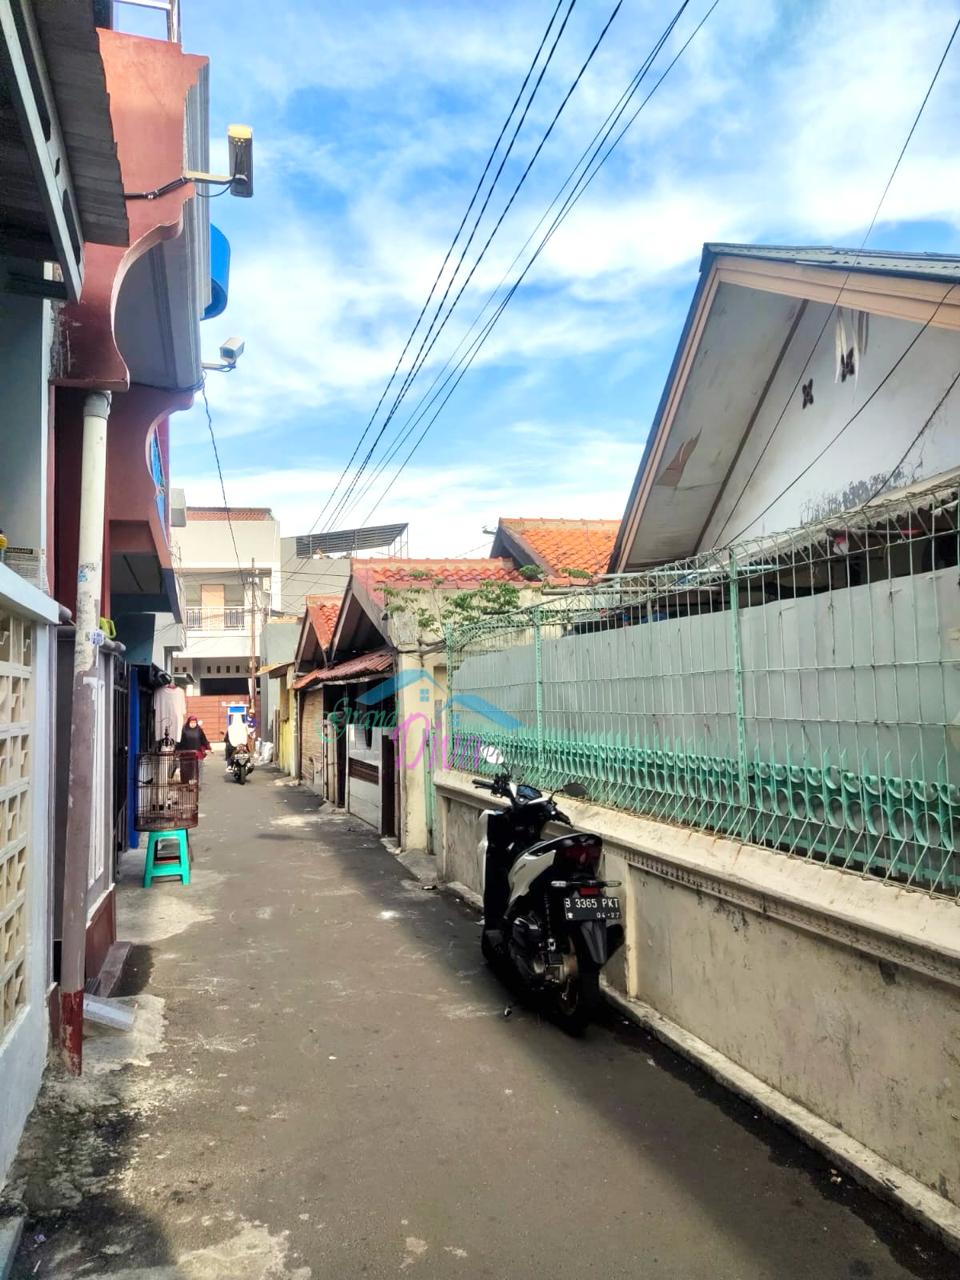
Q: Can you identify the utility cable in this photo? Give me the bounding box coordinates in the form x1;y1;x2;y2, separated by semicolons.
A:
713;12;960;545
353;1;692;507
323;0;626;534
858;364;960;508
200;381;249;595
343;1;692;521
704;285;958;545
289;0;573;554
355;0;584;476
354;1;717;525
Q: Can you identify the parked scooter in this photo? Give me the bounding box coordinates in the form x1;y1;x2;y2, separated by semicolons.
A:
474;752;623;1033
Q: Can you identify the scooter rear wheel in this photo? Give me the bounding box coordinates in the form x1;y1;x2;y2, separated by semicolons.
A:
551;933;600;1035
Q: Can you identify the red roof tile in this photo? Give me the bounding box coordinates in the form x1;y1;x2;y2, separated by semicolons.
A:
352;558;526;604
498;518;619;580
304;595;342;649
293;647;393;690
186;507;274;521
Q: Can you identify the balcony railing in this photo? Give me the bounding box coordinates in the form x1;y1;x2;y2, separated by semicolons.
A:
111;0;181;42
185;607;247;631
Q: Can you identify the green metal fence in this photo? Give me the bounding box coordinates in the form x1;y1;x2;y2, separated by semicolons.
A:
447;479;960;898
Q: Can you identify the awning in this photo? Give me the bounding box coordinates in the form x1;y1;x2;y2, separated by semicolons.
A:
1;0;128;300
257;660;293;678
293;647;393;691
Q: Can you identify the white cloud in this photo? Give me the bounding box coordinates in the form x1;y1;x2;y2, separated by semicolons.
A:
181;0;960;554
174;426;638;559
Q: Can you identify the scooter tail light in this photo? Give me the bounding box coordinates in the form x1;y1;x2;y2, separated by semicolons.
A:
558;840;601;872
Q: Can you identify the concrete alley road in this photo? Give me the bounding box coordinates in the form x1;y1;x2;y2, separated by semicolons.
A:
6;767;958;1279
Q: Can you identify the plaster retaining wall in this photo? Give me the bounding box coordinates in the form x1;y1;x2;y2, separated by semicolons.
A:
433;768;960;1242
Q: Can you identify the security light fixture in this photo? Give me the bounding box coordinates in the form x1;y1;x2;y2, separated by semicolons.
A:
125;125;254;202
185;125;254;198
202;337;245;373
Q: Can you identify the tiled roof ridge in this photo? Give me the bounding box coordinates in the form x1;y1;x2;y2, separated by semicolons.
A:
500;516;620;525
186;506;274;521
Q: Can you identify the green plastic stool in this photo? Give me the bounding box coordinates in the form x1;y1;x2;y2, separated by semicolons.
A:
143;829;190;887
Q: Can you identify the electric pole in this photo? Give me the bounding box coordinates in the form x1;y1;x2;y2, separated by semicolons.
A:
249;557;257;708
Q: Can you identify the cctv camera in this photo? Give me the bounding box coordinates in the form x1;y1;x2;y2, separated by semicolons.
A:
220;337;245;364
228;125;253;198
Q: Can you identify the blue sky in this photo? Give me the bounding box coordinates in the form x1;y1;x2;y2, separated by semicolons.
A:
124;1;960;557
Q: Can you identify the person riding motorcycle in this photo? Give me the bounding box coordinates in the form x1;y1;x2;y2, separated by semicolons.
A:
224;712;252;769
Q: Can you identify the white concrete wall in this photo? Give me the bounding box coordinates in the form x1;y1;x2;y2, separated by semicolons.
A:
394;649;450;852
434;769;960;1213
278;542;350;617
173;518;280;575
699;305;960;547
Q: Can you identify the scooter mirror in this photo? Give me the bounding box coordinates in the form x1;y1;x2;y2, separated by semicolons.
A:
480;745;505;766
559;780;588;799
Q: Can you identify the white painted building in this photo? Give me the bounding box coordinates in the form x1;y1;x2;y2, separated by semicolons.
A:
611;245;960;570
171;507;281;697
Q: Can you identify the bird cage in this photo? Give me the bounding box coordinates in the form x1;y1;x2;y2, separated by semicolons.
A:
135;751;201;831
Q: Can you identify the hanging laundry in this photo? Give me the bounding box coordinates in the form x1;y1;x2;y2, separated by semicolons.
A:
152;680;186;745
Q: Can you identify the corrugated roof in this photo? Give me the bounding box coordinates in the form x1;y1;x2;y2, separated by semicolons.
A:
28;2;128;248
295;523;407;557
304;595;341;649
353;558;526;603
703;243;960;283
293;647;393;690
186;507;274;522
257;660;292;678
498;518;619;580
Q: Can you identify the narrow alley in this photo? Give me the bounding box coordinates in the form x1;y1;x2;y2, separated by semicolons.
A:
4;768;956;1280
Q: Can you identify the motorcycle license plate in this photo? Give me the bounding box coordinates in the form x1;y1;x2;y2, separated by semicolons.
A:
563;895;621;922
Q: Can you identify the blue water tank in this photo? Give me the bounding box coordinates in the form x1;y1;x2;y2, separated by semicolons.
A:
204;224;231;320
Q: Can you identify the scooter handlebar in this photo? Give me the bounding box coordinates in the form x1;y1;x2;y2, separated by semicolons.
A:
472;779;494;790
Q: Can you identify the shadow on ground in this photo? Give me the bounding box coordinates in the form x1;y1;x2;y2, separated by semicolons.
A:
275;783;958;1280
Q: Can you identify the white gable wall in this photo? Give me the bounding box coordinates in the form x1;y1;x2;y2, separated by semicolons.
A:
698;300;960;550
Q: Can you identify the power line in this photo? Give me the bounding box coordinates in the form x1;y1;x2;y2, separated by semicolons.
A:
707;285;958;545
340;1;693;523
322;0;627;535
287;0;574;559
860;365;960;508
355;1;717;525
200;381;247;593
713;12;960;545
339;0;583;502
350;3;696;514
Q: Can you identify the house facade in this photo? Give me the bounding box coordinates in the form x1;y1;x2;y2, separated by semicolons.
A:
1;0;246;1172
295;560;530;849
609;244;960;569
172;506;279;735
437;244;960;1227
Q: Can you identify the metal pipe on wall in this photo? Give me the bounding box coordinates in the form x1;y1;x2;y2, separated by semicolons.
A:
59;389;112;1074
